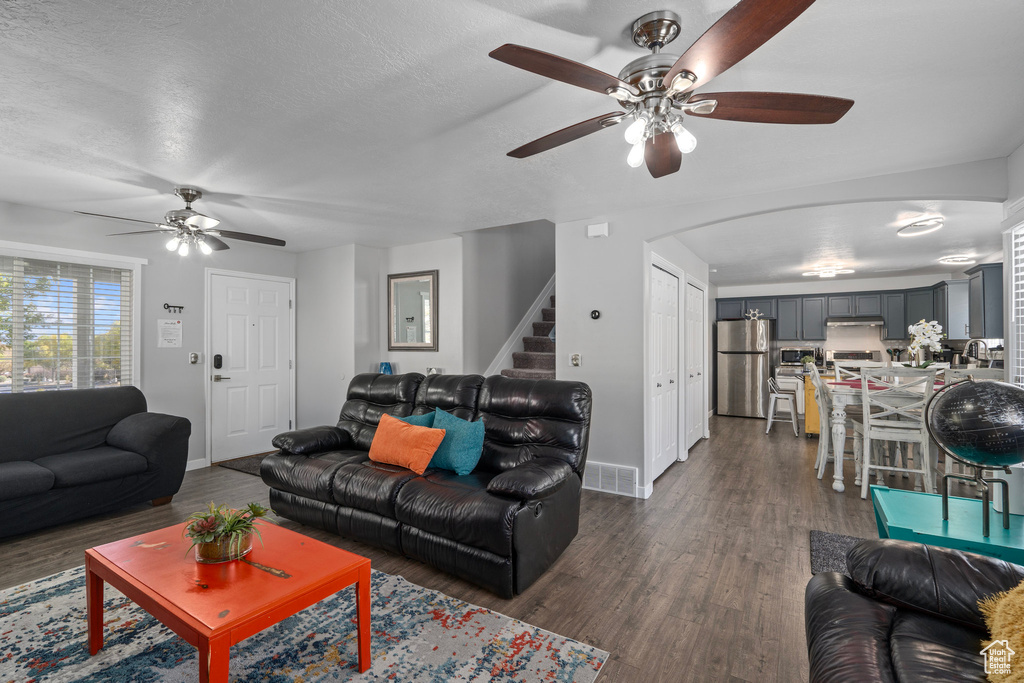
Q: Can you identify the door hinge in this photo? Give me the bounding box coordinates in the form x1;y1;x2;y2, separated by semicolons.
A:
289;299;293;310
289;360;293;369
289;419;293;429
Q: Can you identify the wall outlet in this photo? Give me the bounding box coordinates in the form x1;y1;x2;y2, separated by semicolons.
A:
570;353;581;367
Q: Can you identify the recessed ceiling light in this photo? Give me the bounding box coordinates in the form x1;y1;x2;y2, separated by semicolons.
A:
897;217;944;237
938;255;976;266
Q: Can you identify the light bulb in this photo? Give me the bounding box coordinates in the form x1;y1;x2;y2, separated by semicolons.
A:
178;241;190;256
165;236;180;251
626;140;645;168
199;240;213;255
671;122;696;153
623;114;649;145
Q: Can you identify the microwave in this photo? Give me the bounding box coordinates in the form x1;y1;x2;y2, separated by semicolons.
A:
780;347;815;366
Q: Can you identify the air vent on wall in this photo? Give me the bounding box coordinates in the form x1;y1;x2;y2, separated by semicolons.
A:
583;462;638;497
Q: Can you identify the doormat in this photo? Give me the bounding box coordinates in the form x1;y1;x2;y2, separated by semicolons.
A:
217;452;271;477
809;530;869;575
1;565;608;682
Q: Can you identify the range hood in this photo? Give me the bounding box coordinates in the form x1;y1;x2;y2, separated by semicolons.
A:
826;316;885;327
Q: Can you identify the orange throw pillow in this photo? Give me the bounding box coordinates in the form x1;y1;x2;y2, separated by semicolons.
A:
368;413;445;475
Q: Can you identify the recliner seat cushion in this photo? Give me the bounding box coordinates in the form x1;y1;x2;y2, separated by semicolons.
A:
34;446;148;488
331;461;421;518
394;470;521;557
0;461;55;501
888;610;986;681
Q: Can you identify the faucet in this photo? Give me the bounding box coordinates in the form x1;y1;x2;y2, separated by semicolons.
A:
965;339;988;363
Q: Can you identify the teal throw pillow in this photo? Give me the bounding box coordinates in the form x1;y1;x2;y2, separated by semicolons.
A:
430;408;485;476
397;412;435;428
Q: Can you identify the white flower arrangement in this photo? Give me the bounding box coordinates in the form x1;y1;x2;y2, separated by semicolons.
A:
907;319;943;358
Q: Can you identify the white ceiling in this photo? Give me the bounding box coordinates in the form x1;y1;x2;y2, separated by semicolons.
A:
1;1;1023;259
675;200;1006;287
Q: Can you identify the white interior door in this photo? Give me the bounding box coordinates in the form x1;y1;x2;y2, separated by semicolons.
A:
650;265;680;480
209;273;293;463
684;282;706;450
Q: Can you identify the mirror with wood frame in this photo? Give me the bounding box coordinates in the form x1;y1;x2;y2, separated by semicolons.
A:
388;270;438;351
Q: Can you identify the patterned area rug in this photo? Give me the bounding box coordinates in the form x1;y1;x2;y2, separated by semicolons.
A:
809;530;869;575
217;452;271;477
1;566;607;682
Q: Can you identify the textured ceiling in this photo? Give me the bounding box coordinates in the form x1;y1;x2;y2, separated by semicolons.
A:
676;200;1006;287
1;1;1023;255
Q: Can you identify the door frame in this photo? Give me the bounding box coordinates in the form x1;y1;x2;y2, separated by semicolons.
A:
204;268;296;467
642;251;686;497
685;274;711;442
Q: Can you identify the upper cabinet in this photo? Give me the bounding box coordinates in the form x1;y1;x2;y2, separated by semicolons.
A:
933;280;970;340
744;297;776;320
905;287;934;327
854;294;882;316
776;297;801;339
801;297;827;340
827;295;853;317
881;292;906;340
716;299;745;320
966;263;1004;339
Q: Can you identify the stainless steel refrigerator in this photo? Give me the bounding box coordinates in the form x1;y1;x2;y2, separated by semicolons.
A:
716;319;775;418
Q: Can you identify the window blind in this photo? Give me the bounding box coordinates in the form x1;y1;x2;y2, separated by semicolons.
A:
1013;227;1024;388
0;255;133;393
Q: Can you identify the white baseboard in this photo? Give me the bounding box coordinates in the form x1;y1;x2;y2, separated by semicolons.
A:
186;459;208;472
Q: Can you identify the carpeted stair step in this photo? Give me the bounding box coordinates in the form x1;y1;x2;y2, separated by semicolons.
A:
501;367;556;380
532;320;555;336
524;336;555;352
541;307;556;322
513;351;555;370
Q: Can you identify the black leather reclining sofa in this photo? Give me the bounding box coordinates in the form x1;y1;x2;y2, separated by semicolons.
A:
261;372;592;598
0;386;191;538
806;538;1024;681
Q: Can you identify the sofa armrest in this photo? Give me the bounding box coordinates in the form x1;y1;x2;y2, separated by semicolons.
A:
847;539;1024;630
106;412;191;468
272;426;352;455
487;458;574;500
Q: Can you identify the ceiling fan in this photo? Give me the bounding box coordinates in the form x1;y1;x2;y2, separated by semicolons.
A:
76;187;286;256
490;0;854;178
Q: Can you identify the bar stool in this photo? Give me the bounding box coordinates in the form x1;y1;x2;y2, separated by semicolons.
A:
766;376;799;436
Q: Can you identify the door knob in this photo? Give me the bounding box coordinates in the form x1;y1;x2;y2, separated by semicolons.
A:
697;372;702;376
656;382;662;387
212;375;232;382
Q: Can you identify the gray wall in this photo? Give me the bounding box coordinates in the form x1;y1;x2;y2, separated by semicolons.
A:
0;200;298;468
460;220;555;374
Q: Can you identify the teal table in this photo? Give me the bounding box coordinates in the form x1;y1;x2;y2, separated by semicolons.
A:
871;485;1024;565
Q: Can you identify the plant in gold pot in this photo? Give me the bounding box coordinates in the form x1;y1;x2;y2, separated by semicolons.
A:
183;502;271;564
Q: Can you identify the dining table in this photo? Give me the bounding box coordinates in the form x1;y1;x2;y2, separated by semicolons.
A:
825;377;943;493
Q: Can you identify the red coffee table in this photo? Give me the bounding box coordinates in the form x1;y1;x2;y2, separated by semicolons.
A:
85;522;371;682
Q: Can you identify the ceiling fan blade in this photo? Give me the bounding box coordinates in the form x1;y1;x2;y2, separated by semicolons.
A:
75;211;163;226
687;92;853;124
106;229;176;236
184;213;220;230
662;0;817;92
490;44;639;98
213;229;286;247
644;132;681;178
201;235;230;251
508;112;625;158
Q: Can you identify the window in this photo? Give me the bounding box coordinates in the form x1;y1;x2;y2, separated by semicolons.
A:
0;254;134;393
1013;226;1024;387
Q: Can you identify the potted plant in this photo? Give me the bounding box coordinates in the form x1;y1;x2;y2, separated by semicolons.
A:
801;355;816;372
183;502;271;564
905;319;943;368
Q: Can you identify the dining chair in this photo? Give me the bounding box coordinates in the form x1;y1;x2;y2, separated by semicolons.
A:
857;367;938;499
809;365;862;483
766;376;799;436
944;367;1005;383
833;361;887;382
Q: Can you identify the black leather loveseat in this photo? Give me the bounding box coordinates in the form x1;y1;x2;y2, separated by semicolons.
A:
806;538;1024;682
0;386;191;538
262;373;592;598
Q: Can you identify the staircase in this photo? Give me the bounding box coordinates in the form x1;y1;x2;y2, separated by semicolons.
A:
501;295;556;380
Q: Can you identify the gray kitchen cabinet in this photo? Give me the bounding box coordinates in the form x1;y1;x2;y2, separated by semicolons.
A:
881;292;906;340
743;297;777;319
776;297;801;340
854;294;882;316
827;295;853;317
716;299;744;320
933;280;970;340
966;264;1004;338
905;288;934;327
801;297;827;340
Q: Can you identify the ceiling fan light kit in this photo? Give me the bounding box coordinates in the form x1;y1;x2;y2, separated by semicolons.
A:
489;0;854;178
76;186;286;257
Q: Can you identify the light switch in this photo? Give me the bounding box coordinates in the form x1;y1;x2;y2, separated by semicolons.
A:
570;353;581;367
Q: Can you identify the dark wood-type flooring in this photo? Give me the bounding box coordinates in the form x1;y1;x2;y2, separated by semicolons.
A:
0;416;939;682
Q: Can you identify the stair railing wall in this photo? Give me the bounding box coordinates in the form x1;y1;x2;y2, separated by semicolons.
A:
484;274;557;377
